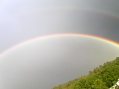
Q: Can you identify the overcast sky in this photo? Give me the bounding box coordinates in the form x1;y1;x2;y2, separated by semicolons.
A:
0;36;119;89
0;0;119;53
0;1;119;89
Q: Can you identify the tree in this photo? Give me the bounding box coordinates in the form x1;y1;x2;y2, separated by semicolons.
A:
92;79;108;89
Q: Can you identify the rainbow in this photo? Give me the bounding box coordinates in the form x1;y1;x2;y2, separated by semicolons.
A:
0;33;119;56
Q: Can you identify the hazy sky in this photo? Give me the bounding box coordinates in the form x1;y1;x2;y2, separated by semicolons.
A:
0;36;119;89
0;0;119;53
0;1;119;89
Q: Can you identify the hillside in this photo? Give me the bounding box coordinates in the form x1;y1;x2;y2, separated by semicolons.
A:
53;57;119;89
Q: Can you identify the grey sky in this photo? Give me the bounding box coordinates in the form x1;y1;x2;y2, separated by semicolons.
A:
0;36;119;89
0;0;119;53
0;0;119;89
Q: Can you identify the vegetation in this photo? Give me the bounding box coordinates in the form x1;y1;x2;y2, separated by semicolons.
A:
53;57;119;89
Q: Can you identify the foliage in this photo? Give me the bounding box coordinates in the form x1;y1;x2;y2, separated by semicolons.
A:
52;57;119;89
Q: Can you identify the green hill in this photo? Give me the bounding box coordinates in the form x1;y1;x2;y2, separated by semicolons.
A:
53;57;119;89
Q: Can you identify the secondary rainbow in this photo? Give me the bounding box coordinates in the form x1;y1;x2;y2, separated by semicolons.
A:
0;33;119;56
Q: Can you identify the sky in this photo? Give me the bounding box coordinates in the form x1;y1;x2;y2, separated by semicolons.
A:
0;0;119;53
0;0;119;89
0;36;119;89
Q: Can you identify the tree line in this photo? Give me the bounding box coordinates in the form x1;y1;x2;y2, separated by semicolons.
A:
53;57;119;89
